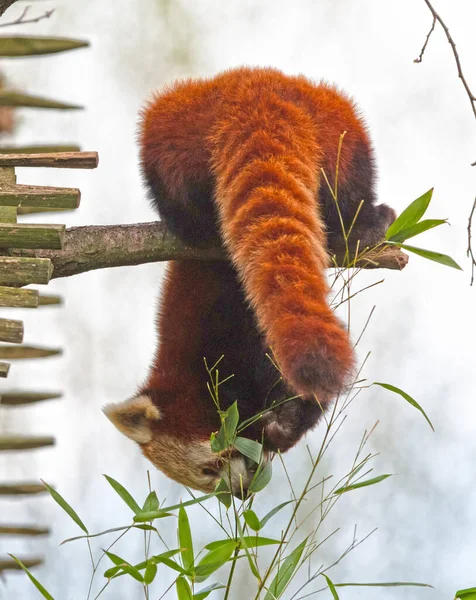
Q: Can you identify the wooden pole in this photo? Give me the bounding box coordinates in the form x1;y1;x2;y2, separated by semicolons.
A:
0;436;55;451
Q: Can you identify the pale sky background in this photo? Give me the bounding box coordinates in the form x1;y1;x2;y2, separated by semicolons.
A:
0;1;475;599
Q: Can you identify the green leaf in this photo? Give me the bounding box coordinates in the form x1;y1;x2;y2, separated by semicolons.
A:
195;541;236;580
193;583;227;600
386;189;433;239
388;219;447;243
178;507;194;572
243;509;261;532
144;562;157;585
134;493;221;521
335;581;432;588
41;480;88;534
334;474;391;495
61;524;159;545
234;437;263;464
104;550;144;582
176;576;194;600
104;549;183;579
160;556;189;575
7;555;55;599
215;478;232;509
264;538;308;599
210;431;222;453
259;501;293;529
455;587;476;599
374;382;435;431
103;475;141;514
224;401;239;444
323;574;340;599
205;537;280;551
249;460;273;493
142;491;159;512
394;243;462;270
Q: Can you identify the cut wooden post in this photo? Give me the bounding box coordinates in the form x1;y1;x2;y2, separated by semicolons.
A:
0;483;49;495
38;293;62;306
0;205;17;223
0;361;10;377
0;36;89;57
0;286;39;308
0;144;80;154
0;151;98;169
0;435;55;451
0;391;62;406
0;184;80;209
0;223;65;249
0;166;16;185
0;318;23;343
0;524;49;536
0;557;44;571
0;345;61;359
0;257;53;285
0;90;82;110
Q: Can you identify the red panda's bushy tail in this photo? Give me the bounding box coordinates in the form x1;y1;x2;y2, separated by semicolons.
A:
211;99;355;401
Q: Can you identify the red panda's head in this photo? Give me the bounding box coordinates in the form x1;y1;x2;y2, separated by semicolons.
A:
103;394;256;496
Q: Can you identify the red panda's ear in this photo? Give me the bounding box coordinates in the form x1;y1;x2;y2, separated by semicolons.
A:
103;394;161;444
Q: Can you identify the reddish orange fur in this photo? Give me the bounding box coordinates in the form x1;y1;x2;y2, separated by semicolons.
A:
139;67;384;400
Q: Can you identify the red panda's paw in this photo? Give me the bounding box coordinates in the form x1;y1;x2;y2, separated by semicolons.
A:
272;315;355;399
260;397;323;453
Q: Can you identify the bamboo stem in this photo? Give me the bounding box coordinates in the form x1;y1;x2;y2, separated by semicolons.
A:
0;435;55;451
0;482;48;495
0;524;49;536
0;361;10;377
0;223;65;249
0;317;23;343
0;391;62;406
0;90;82;110
0;184;80;209
0;144;80;154
0;345;61;359
0;557;43;571
0;151;98;169
0;36;89;57
0;256;53;285
0;286;38;308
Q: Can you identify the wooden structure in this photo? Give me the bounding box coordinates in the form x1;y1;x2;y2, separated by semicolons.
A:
0;25;91;575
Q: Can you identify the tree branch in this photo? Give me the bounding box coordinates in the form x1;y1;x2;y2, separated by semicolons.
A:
5;222;408;279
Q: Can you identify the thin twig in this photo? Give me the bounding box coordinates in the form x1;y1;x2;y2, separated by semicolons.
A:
467;196;476;285
413;15;436;63
0;5;54;27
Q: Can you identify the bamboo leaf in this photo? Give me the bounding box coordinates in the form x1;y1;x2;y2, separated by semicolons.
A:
134;492;221;521
334;474;392;495
205;537;281;551
387;219;447;243
193;582;227;599
176;576;193;600
335;581;433;588
323;574;340;599
455;587;476;599
178;507;194;572
394;243;462;270
7;555;55;599
385;189;433;239
249;460;273;493
264;538;308;599
142;491;159;512
243;509;261;532
41;480;88;534
214;478;232;509
374;382;435;431
144;562;157;584
234;437;263;464
103;475;141;514
103;551;144;582
259;501;293;529
195;541;236;580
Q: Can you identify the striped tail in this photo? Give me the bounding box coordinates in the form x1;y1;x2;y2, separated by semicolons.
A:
211;109;355;401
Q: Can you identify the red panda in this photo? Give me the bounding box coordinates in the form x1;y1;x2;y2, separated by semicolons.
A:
104;67;395;495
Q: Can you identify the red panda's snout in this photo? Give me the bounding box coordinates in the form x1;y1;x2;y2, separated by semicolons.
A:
103;394;258;496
